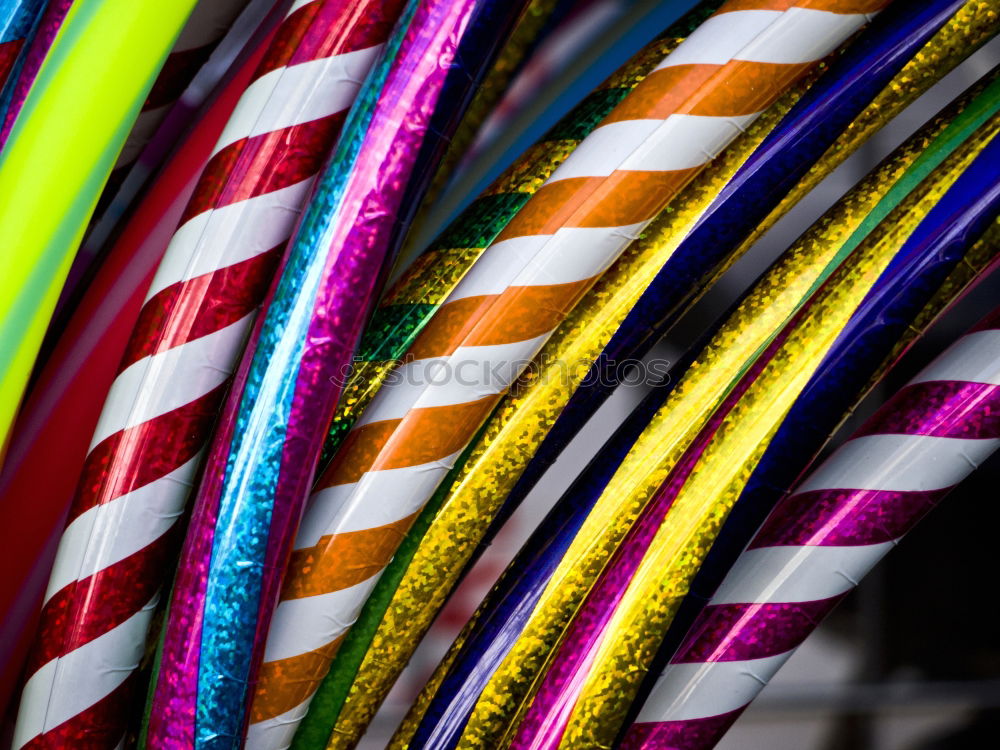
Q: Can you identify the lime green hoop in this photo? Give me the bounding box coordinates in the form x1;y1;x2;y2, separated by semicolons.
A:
0;0;199;458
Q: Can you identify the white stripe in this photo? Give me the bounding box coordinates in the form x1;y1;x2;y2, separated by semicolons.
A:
358;334;549;426
619;113;760;172
511;223;646;288
909;330;1000;386
213;45;381;155
412;335;551;411
636;653;790;723
447;234;551;302
796;434;1000;495
264;574;383;663
295;452;463;548
655;10;783;68
711;543;895;606
546;120;662;181
146;176;313;301
287;0;318;15
547;111;760;182
353;358;446;428
450;222;635;304
89;316;253;451
14;599;158;747
736;8;871;65
44;457;202;603
245;697;314;750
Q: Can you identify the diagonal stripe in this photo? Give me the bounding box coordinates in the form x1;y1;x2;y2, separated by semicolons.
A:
407;296;495;361
446;234;550;294
655;10;783;67
45;456;200;602
215;46;380;155
352;357;450;428
496;180;598;237
249;635;345;727
634;653;790;723
505;169;695;235
182;111;345;223
736;8;871;64
560;170;700;228
517;223;649;282
32;534;173;671
619;114;761;170
710;543;895;605
421;233;626;356
855;381;1000;440
19;673;136;750
429;191;541;251
909;329;1000;385
621;710;743;750
283;513;418;599
681;63;810;117
70;381;229;524
297;451;463;546
751;487;946;548
795;434;1000;494
545;122;664;181
120;245;282;371
320;419;401;486
358;335;549;426
264;577;382;664
15;601;156;747
145;176;315;301
371;395;499;473
90;316;252;451
672;596;844;663
246;691;317;750
323;397;497;485
603;64;720;124
254;0;399;81
407;240;635;361
460;289;587;348
606;62;806;123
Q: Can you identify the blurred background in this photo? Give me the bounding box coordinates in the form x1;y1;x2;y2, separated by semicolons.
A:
359;15;1000;749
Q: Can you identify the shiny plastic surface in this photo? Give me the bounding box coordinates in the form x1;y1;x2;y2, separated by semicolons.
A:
403;70;1000;750
0;0;69;149
144;0;519;746
13;1;393;746
472;0;996;608
0;29;268;719
546;120;1000;750
0;0;46;98
622;300;1000;749
365;10;979;744
303;14;708;750
0;0;200;507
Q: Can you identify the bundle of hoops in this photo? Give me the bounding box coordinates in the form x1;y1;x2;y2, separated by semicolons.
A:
0;1;998;748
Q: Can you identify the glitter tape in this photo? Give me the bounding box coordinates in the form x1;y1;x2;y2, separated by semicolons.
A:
451;69;1000;750
337;10;986;741
550;117;1000;750
622;300;1000;749
143;0;531;746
